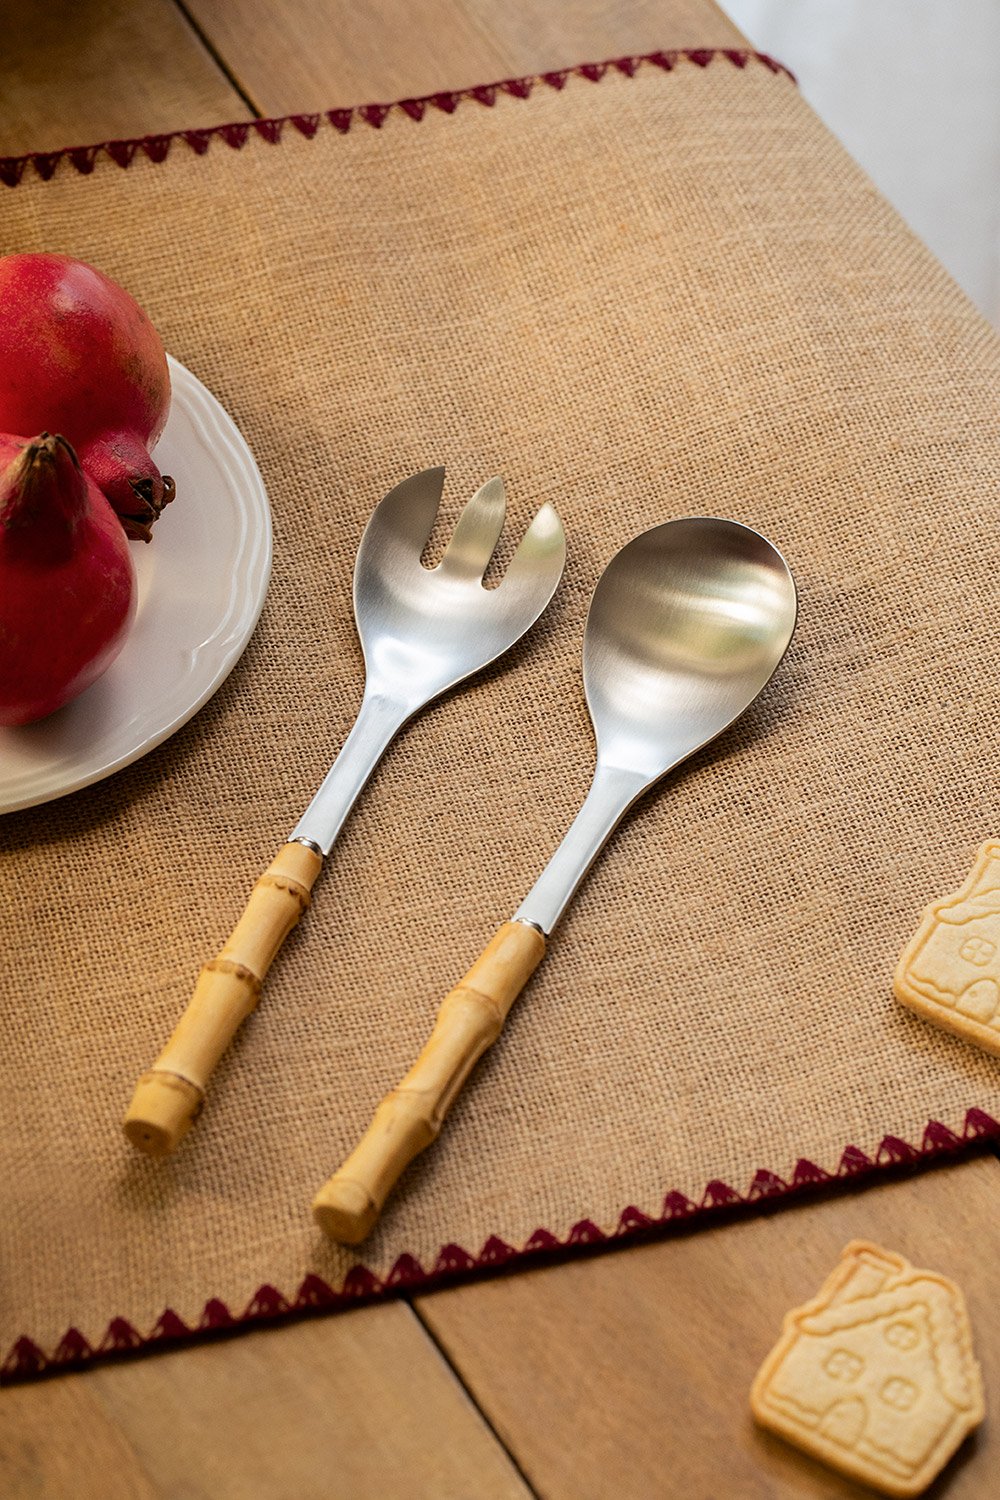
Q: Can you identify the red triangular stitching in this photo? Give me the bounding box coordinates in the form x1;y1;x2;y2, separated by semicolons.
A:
290;114;321;138
141;136;172;164
2;1337;46;1377
199;1298;235;1330
219;122;250;149
30;153;61;181
105;140;139;167
478;1234;517;1264
99;1318;143;1353
748;1168;788;1199
876;1134;919;1166
386;1253;425;1286
294;1274;337;1309
54;1327;93;1363
921;1119;962;1153
702;1179;744;1209
149;1309;190;1341
963;1106;1000;1138
244;1285;290;1319
567;1218;605;1245
839;1143;874;1174
524;1227;561;1252
341;1265;382;1298
791;1158;831;1188
182;129;213;155
617;1205;654;1233
433;1243;477;1274
67;146;100;175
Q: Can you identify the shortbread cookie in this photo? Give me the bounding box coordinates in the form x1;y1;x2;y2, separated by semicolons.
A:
895;840;1000;1055
751;1241;984;1497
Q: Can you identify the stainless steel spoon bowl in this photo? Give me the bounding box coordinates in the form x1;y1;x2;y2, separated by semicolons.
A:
315;515;798;1243
515;516;798;933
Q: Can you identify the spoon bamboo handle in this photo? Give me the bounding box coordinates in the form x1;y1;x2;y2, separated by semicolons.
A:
312;920;545;1243
123;841;323;1155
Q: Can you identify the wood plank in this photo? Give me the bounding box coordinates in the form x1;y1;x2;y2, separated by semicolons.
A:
0;1376;157;1500
0;0;249;157
418;1157;1000;1498
82;1302;532;1500
181;0;743;116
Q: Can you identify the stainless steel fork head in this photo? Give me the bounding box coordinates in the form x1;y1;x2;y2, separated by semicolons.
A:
354;467;566;709
289;468;565;856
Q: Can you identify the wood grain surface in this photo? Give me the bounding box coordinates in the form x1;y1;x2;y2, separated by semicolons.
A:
0;0;249;156
181;0;743;115
418;1157;1000;1499
6;1159;998;1497
3;4;996;1500
0;1303;530;1499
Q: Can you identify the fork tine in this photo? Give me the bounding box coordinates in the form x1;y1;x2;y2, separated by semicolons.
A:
501;502;567;598
437;476;506;580
362;466;445;559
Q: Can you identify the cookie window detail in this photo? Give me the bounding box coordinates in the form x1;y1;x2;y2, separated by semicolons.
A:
960;937;995;966
824;1348;864;1382
884;1321;919;1351
880;1376;919;1412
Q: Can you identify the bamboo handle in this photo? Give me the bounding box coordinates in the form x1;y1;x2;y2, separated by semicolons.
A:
123;841;323;1156
312;920;546;1243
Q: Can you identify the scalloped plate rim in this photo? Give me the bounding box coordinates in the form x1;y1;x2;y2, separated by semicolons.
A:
0;356;272;814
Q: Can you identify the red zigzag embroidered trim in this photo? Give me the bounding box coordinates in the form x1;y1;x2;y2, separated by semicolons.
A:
0;49;794;189
3;1109;996;1383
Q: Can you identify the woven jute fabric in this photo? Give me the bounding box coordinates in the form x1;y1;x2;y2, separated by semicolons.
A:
4;52;1000;1371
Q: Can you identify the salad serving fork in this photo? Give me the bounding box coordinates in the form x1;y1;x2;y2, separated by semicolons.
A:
124;466;565;1154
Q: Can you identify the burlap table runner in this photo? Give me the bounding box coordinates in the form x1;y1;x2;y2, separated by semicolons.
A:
4;49;1000;1378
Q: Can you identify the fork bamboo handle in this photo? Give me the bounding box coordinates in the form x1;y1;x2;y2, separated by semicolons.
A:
312;920;546;1243
123;841;323;1155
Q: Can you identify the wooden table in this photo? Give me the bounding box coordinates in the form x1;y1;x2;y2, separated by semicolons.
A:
3;5;997;1496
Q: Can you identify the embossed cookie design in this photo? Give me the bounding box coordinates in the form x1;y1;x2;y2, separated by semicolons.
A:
895;840;1000;1055
751;1241;984;1497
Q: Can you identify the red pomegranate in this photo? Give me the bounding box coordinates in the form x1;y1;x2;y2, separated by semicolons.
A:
0;253;174;542
0;432;136;725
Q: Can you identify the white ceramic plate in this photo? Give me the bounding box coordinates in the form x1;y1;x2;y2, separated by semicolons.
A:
0;356;272;814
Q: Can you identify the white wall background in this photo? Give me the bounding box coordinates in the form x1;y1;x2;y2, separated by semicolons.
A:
720;0;1000;324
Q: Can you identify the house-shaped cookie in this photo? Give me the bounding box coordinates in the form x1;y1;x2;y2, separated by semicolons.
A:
751;1241;984;1496
895;839;1000;1054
